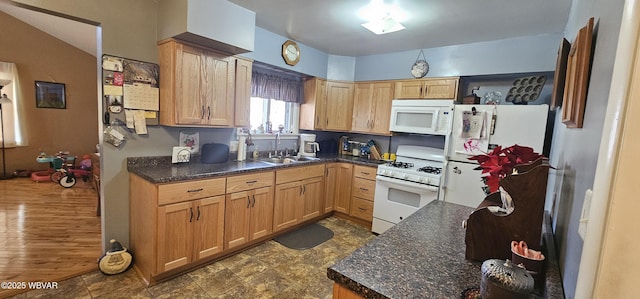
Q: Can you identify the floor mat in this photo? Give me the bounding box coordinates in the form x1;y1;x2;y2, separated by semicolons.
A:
274;222;334;250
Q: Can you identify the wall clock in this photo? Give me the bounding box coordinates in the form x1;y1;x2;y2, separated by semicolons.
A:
282;40;300;66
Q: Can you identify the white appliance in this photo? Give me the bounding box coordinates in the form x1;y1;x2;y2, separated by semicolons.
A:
298;133;319;157
372;145;445;234
389;99;454;135
442;104;549;208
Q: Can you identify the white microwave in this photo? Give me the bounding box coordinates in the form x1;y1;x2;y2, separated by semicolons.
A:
389;99;454;135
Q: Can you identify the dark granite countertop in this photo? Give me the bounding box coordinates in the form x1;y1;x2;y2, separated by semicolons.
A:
327;200;565;299
127;154;384;184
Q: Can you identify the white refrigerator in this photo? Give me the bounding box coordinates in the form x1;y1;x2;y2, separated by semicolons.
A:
441;104;549;207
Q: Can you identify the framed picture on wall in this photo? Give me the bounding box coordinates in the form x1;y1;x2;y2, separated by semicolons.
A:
562;17;594;128
35;81;66;109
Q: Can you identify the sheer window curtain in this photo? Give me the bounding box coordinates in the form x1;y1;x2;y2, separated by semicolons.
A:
0;61;25;147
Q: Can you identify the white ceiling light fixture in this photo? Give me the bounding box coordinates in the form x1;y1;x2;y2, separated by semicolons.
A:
358;0;408;35
361;14;405;35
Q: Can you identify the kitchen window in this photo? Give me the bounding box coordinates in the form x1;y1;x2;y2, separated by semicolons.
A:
249;97;298;134
248;63;304;136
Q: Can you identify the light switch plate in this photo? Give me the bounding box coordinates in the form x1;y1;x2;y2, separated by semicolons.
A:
578;189;593;240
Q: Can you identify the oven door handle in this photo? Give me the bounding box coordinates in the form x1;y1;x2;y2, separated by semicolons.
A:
376;175;439;192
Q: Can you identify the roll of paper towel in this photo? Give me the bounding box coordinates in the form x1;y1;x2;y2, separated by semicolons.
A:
237;137;246;161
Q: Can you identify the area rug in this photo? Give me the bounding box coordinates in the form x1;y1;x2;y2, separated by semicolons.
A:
274;222;334;250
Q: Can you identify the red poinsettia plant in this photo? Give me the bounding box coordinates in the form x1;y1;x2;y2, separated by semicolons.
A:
468;144;545;194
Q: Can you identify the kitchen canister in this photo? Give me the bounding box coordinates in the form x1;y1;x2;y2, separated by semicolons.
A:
480;259;534;299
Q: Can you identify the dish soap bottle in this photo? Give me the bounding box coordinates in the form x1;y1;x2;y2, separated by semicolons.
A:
253;146;260;160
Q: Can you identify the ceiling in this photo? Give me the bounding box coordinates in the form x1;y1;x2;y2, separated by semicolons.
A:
0;0;573;58
228;0;573;56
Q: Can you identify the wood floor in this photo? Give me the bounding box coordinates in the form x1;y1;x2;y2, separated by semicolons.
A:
0;177;101;298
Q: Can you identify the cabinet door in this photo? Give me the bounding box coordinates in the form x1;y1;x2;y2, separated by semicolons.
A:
334;163;354;214
325;81;354;131
423;79;458;99
157;201;193;273
273;181;302;232
301;177;324;221
394;80;425;99
324;164;337;214
193;195;225;260
300;78;326;130
351;83;374;133
175;43;205;124
249;186;274;240
225;191;251;250
370;82;394;135
202;50;235;126
234;58;252;127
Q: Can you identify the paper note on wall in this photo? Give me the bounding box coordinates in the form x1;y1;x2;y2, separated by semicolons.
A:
123;83;159;111
133;110;148;135
104;85;123;96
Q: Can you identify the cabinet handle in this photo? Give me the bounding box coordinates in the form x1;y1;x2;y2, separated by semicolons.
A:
247;196;251;208
246;180;258;184
358;207;367;211
362;172;370;175
252;195;256;207
187;188;204;193
207;106;211;120
299;185;303;195
196;206;201;221
189;207;194;223
201;105;205;119
360;187;368;191
303;185;306;194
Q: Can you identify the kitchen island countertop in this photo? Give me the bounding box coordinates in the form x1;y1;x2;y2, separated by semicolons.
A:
327;200;564;298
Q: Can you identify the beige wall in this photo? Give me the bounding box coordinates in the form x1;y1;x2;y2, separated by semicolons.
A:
0;10;97;171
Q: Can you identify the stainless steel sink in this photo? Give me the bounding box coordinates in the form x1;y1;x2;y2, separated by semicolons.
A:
259;156;320;165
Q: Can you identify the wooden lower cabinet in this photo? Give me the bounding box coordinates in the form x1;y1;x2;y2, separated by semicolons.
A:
273;164;325;232
333;283;364;299
157;195;225;273
225;186;274;250
325;163;354;214
129;174;226;284
349;165;377;222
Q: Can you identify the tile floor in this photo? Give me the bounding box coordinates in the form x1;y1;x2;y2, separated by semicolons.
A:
9;217;375;299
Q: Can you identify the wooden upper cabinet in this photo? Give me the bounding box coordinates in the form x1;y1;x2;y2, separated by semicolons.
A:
300;78;327;130
394;78;458;99
352;82;393;135
325;81;354;131
234;57;253;127
158;39;235;127
351;83;375;133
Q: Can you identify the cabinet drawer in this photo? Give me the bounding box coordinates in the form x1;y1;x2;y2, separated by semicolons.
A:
350;197;373;222
158;177;226;205
351;177;375;200
276;164;325;184
353;165;376;180
227;171;274;193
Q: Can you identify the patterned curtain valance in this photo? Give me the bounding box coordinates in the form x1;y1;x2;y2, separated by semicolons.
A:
251;65;304;103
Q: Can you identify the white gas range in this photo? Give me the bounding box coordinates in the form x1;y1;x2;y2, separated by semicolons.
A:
372;145;445;234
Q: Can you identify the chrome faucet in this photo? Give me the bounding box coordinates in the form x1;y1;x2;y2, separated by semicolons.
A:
273;132;281;157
